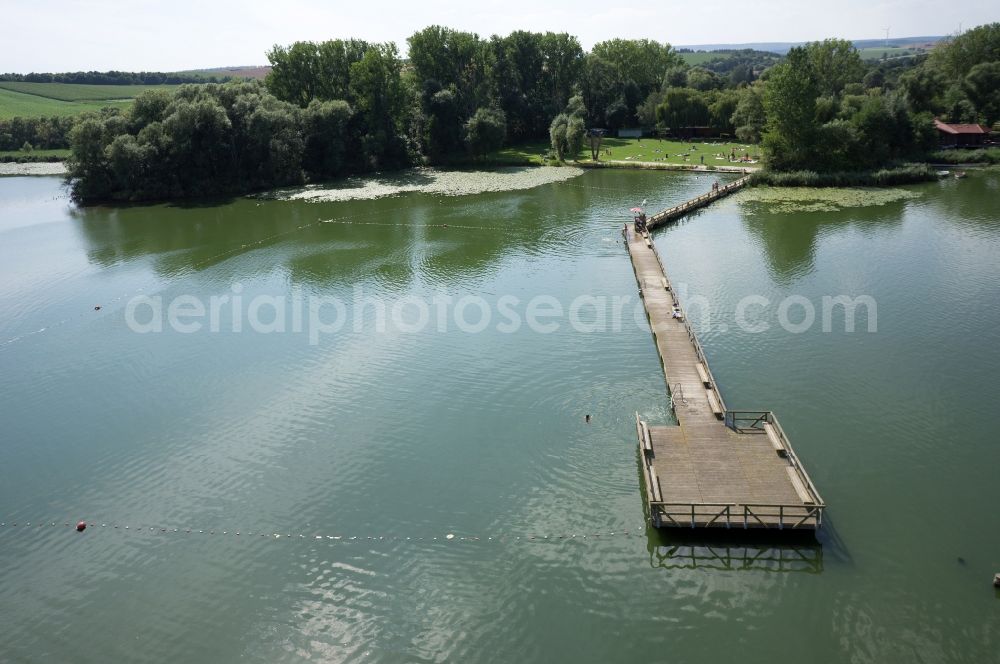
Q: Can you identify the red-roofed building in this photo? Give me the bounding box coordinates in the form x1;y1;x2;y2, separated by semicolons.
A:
934;119;990;147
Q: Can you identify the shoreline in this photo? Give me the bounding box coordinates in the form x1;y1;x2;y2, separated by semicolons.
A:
0;161;68;176
8;156;978;187
275;165;585;202
575;159;757;173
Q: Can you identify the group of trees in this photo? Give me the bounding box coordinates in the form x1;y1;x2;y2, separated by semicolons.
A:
63;23;1000;201
548;95;586;160
69;82;335;201
0;70;224;85
263;28;692;153
0;115;78;151
263;29;584;158
900;23;1000;126
68;28;697;201
676;49;783;85
761;24;1000;172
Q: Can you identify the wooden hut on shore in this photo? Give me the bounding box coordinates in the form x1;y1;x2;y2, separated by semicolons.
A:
934;119;990;148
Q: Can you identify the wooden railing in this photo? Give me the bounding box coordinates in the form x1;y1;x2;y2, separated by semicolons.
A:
724;410;826;512
634;408;827;531
726;410;771;433
647;175;751;229
646;239;728;413
628;181;827;533
649;501;824;530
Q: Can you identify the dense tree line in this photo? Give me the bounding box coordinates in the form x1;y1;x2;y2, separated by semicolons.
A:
68;82;351;201
678;49;783;86
264;28;686;146
901;24;1000;125
761;25;1000;172
0;70;226;85
65;23;1000;201
0;115;79;150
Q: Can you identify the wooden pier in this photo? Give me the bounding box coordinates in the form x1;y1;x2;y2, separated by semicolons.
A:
626;183;825;531
647;175;750;229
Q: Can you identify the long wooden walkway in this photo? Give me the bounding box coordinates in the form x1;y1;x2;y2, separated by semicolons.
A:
626;185;825;531
648;175;750;229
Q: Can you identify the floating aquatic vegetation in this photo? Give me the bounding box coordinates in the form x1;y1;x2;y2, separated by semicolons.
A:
733;186;923;214
273;166;584;202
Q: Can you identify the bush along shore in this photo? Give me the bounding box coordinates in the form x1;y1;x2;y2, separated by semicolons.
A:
749;164;939;187
928;148;1000;165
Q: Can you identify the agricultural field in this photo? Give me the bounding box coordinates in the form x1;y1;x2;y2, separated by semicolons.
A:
857;46;925;60
0;81;181;101
0;87;131;118
179;66;270;80
0;82;181;119
678;51;727;66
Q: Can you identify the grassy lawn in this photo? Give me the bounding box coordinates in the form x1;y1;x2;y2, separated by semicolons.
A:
487;140;552;165
485;137;760;168
0;81;182;101
0;87;133;119
574;137;759;166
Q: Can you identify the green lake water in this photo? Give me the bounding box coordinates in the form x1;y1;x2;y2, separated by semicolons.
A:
1;169;998;663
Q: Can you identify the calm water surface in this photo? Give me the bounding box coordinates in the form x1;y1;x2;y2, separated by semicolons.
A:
1;169;998;663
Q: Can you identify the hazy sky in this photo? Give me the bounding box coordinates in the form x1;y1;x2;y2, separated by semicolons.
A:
5;0;996;72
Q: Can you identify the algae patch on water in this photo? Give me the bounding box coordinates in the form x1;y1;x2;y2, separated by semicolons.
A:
272;166;584;202
732;186;923;214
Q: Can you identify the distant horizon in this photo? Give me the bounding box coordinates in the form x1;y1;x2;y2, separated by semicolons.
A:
164;35;950;73
5;0;995;73
176;34;944;74
5;34;952;75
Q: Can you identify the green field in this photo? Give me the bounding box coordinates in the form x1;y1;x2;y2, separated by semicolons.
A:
857;46;923;60
0;87;132;119
0;82;183;119
178;66;270;80
0;81;181;101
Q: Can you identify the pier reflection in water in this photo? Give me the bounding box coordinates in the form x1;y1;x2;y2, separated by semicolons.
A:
646;529;824;574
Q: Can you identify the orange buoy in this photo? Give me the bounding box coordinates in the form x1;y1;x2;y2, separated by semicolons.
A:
76;521;87;532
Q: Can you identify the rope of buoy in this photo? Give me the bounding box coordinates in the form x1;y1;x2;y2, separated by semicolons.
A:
0;520;643;543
